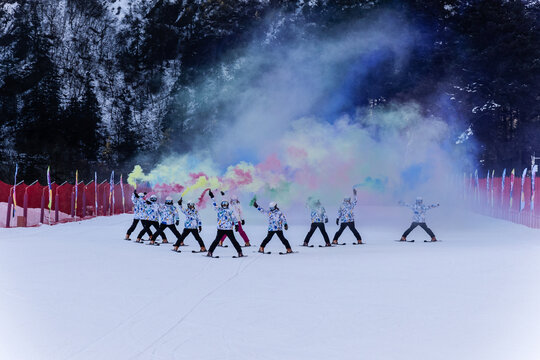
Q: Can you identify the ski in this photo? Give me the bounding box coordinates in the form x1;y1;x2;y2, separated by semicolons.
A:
395;240;415;243
179;244;190;247
254;251;271;254
203;254;220;258
300;244;314;247
279;251;298;255
424;240;442;243
191;250;205;253
332;242;346;246
242;244;252;247
124;238;131;241
171;249;182;253
217;244;229;248
319;244;334;247
232;255;248;258
351;242;364;245
146;242;160;246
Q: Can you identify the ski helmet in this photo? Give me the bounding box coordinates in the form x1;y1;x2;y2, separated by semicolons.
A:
221;200;229;209
416;196;423;204
187;201;195;209
269;201;277;210
138;192;145;198
165;196;173;205
149;195;157;202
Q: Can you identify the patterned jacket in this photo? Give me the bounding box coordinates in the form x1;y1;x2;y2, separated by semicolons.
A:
180;206;202;229
142;202;159;222
159;204;179;225
310;206;328;223
401;202;439;223
257;206;287;231
132;194;145;220
337;197;357;224
213;201;238;230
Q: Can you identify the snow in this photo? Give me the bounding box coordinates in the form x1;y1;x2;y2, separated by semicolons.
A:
1;205;540;360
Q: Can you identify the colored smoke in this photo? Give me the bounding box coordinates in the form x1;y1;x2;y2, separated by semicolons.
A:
127;11;467;208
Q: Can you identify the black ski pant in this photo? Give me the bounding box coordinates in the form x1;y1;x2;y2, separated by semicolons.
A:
333;222;362;241
174;228;205;248
208;229;242;254
402;222;435;239
261;230;292;250
137;220;166;240
126;219;140;236
304;223;330;245
153;223;182;242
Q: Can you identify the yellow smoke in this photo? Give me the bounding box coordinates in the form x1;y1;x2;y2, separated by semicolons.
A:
127;165;147;187
181;176;221;197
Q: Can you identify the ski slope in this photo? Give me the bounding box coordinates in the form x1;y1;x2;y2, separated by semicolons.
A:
1;205;539;360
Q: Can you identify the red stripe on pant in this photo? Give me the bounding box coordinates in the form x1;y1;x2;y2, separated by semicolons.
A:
220;222;250;245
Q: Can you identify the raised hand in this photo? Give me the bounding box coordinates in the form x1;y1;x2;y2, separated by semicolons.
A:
208;190;214;198
336;218;339;225
241;219;245;225
284;224;288;231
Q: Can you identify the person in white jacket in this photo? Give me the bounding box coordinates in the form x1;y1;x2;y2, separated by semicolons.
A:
218;192;250;247
124;190;146;240
399;197;439;242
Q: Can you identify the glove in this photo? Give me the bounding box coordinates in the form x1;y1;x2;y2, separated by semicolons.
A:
175;220;179;226
353;188;357;196
144;192;147;195
241;219;245;225
436;203;440;206
336;218;339;225
220;191;225;196
208;190;214;198
133;190;138;197
199;226;202;232
284;224;288;231
253;201;259;208
146;200;152;205
178;198;183;206
235;224;239;232
325;218;328;223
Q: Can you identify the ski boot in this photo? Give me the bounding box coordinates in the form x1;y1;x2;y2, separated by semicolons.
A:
400;236;407;242
430;237;438;242
286;248;293;253
244;241;251;247
258;246;266;254
332;239;338;245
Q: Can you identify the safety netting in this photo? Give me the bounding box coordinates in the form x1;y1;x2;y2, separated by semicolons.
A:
0;180;135;228
464;175;540;229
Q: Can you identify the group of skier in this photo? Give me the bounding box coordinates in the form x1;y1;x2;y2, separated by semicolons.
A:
124;187;439;258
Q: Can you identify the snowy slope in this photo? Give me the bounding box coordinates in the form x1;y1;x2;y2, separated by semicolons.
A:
1;206;539;360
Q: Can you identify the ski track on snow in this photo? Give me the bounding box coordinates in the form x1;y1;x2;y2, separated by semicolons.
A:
133;255;260;360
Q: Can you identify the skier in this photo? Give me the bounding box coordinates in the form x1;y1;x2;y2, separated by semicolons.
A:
399;197;439;242
333;188;363;244
136;195;167;244
124;190;146;240
218;192;250;247
206;190;244;258
253;200;292;254
303;199;331;246
149;196;181;246
172;198;206;253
